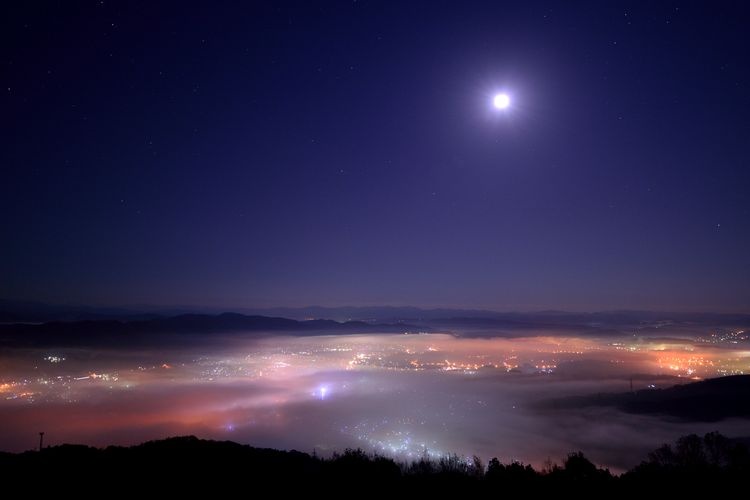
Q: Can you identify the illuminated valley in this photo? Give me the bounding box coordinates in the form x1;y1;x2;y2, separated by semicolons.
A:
1;328;748;470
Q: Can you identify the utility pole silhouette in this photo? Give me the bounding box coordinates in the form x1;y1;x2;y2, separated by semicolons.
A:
39;432;44;451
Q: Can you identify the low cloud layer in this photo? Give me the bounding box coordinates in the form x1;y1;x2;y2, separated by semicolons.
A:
1;331;748;471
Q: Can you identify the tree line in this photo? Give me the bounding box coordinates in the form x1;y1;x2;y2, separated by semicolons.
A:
1;432;747;493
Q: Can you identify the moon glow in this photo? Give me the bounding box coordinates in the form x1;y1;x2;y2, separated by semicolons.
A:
493;93;510;109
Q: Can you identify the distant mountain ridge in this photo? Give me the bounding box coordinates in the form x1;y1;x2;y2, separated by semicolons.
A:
0;312;422;347
2;299;749;326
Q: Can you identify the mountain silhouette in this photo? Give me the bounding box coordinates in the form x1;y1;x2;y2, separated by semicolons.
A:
0;312;422;347
541;375;750;421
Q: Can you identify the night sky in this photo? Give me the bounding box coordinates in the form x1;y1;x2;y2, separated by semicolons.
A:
2;1;749;311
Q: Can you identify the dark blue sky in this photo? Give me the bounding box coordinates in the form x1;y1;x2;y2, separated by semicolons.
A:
2;1;749;311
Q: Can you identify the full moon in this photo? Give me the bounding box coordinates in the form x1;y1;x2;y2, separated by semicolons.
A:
493;93;510;109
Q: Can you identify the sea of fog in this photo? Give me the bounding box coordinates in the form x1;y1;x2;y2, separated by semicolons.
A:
1;329;748;471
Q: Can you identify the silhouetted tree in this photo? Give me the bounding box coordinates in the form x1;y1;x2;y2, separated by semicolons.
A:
647;443;675;467
559;451;610;481
471;455;484;478
675;434;706;468
486;457;503;480
627;432;750;486
702;431;731;467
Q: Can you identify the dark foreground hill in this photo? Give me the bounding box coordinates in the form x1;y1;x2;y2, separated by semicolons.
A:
1;433;748;494
540;375;750;421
